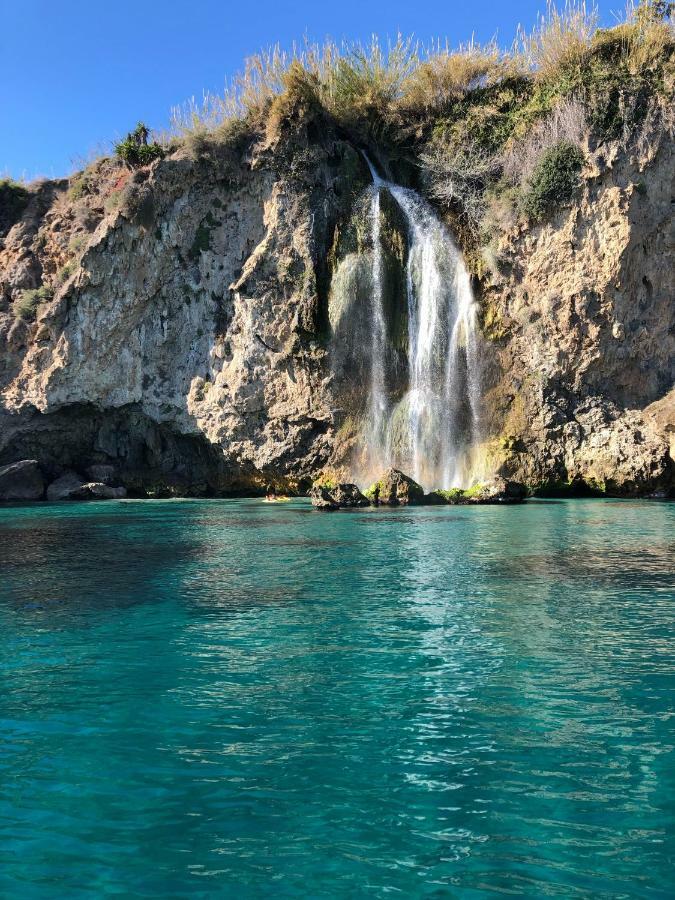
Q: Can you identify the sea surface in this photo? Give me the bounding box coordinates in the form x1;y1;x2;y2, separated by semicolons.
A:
1;497;674;898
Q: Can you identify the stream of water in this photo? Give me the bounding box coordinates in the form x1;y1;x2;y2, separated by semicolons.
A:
361;154;480;490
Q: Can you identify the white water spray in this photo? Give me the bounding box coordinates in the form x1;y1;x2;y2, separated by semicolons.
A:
359;153;481;490
365;184;389;468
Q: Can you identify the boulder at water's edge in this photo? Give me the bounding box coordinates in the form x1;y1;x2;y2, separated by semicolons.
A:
0;460;45;500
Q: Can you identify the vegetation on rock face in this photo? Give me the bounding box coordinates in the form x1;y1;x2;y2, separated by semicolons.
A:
12;285;53;321
115;123;164;169
161;2;672;253
519;139;585;220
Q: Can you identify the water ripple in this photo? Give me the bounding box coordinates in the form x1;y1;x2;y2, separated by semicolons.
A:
0;498;674;897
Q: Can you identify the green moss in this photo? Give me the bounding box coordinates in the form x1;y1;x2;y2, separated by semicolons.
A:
432;488;467;503
313;478;337;491
464;482;486;498
520;141;585;222
364;480;383;501
528;477;606;497
189;211;220;261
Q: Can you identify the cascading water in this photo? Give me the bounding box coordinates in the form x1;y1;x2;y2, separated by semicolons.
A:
365;184;389;470
359;153;481;490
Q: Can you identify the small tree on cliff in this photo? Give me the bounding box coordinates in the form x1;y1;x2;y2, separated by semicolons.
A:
115;122;164;169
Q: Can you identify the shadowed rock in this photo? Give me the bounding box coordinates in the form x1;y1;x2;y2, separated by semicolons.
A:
47;471;87;500
47;471;127;500
0;459;44;500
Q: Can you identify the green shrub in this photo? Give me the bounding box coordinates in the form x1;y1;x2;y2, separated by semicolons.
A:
12;285;53;321
115;122;164;169
56;261;76;284
69;234;87;254
520;140;584;221
313;477;337;491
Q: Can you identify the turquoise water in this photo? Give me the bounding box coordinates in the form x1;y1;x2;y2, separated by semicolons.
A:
1;498;674;898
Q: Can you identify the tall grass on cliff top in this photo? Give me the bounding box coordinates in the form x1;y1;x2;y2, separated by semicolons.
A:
169;1;674;142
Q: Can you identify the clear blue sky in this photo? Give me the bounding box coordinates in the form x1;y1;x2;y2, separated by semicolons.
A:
2;0;619;180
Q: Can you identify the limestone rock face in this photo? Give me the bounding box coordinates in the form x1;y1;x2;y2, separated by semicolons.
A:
368;469;425;506
0;114;368;496
479;122;674;496
85;464;116;485
0;459;44;500
0;103;673;498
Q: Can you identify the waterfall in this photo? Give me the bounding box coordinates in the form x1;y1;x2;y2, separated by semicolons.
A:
358;153;481;490
365;184;389;470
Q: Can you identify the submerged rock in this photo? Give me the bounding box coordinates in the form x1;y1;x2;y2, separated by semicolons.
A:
366;469;425;506
430;478;527;505
310;482;368;510
0;459;44;500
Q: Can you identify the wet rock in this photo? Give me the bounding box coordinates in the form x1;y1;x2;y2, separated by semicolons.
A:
0;459;44;500
331;483;369;507
429;478;526;505
309;485;339;510
464;477;527;504
366;469;425;506
47;471;127;500
310;482;369;510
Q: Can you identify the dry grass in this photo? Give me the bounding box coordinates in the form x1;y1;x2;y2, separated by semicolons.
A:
397;41;520;115
420;140;501;226
516;1;598;81
502;96;587;187
165;3;672;145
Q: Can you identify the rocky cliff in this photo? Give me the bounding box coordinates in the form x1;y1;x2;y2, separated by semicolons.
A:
478;113;674;495
1;91;673;498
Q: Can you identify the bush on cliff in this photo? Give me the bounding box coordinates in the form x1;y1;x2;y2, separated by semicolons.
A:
115;123;164;169
520;139;585;221
12;286;53;322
